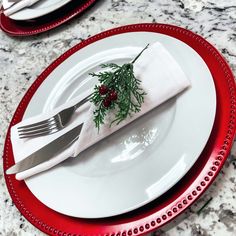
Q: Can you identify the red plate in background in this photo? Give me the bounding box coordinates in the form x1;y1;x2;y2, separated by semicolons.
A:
3;23;236;235
0;0;97;36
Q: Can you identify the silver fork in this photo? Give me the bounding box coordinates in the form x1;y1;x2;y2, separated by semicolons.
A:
18;94;91;139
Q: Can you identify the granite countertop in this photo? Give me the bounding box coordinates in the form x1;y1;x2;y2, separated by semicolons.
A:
0;0;236;235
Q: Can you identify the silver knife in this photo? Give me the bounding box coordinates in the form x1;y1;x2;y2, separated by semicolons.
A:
6;123;83;175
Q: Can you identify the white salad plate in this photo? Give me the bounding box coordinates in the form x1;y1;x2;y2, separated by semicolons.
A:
18;31;216;218
3;0;71;20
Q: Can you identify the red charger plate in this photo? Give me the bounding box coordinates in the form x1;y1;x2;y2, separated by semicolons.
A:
0;0;97;36
3;23;236;235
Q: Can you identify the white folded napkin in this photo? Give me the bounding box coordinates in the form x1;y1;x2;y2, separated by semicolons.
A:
2;0;19;10
4;0;40;16
10;42;190;180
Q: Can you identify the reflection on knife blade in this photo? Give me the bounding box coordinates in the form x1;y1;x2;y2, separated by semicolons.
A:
6;123;83;175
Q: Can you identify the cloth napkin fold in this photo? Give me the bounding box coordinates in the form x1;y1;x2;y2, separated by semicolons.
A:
3;0;40;16
10;42;190;180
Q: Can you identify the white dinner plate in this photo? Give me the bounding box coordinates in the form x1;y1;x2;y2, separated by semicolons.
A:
3;0;71;20
19;32;216;218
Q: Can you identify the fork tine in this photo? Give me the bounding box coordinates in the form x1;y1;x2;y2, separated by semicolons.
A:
18;123;60;136
17;117;57;130
19;127;60;139
18;119;59;133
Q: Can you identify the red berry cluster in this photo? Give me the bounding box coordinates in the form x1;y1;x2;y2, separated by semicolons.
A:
99;85;118;108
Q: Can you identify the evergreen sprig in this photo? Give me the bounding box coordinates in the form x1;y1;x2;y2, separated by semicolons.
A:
90;44;149;130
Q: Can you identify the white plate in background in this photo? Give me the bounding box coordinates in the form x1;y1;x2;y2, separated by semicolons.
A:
3;0;71;20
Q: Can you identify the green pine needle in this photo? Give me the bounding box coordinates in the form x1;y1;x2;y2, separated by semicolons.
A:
90;44;149;130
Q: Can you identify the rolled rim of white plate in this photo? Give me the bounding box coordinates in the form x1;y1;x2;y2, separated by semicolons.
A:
18;31;216;218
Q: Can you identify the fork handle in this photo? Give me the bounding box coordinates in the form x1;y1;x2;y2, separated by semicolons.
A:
74;94;91;110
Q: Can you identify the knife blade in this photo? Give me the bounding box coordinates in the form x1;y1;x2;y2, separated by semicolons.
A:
6;123;83;175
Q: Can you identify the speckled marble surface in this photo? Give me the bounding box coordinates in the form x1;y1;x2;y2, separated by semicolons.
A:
0;0;236;235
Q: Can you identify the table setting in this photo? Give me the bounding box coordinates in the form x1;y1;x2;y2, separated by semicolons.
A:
1;0;236;236
0;0;97;36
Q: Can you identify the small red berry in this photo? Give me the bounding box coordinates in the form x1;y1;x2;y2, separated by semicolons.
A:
108;90;118;101
99;85;108;95
103;98;111;108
